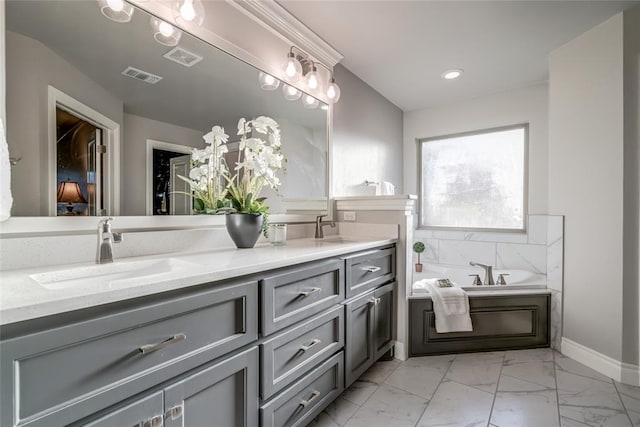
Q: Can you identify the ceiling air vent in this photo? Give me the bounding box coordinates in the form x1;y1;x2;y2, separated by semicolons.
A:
163;47;203;68
121;66;162;84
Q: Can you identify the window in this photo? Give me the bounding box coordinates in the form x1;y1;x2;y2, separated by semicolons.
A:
419;124;527;231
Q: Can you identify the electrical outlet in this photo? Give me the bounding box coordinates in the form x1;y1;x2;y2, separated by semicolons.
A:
343;211;356;221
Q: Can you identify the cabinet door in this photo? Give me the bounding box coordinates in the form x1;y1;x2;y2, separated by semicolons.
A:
163;347;258;427
344;291;375;388
81;391;164;427
373;283;395;360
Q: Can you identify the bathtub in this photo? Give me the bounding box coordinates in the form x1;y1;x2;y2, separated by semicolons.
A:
412;264;546;292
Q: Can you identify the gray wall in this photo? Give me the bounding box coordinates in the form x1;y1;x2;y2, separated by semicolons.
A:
332;64;403;197
549;14;626;361
5;30;124;216
121;114;203;216
623;8;640;366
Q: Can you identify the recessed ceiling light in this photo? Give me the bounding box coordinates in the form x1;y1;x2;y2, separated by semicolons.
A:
441;69;463;80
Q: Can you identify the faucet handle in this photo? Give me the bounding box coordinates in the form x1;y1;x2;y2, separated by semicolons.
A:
497;273;510;285
468;274;482;286
113;233;123;243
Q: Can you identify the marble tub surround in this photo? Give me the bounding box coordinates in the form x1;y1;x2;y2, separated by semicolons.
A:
0;236;395;325
307;348;640;427
413;214;565;350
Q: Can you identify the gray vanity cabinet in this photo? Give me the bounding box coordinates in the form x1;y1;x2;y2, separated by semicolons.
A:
344;282;395;387
82;391;164;427
0;279;258;427
163;347;258;427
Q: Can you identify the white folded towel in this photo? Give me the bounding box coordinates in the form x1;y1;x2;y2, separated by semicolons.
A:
0;119;13;222
416;278;473;333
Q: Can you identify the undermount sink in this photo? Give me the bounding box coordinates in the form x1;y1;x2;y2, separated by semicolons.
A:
30;258;196;290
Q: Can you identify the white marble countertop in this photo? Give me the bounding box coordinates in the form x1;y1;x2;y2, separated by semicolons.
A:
0;237;395;326
409;288;551;299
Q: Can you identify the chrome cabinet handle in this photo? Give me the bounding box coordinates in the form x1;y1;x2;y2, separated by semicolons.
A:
361;265;381;273
144;414;163;427
299;287;321;297
299;338;321;352
299;390;321;408
369;297;381;305
138;333;186;355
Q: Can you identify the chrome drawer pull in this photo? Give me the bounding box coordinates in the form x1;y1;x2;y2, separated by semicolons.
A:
299;390;321;408
299;338;321;352
361;265;381;273
299;287;321;297
369;297;381;305
138;333;186;355
144;414;163;427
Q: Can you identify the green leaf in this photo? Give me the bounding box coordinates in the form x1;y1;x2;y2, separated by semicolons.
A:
194;198;205;211
244;193;253;211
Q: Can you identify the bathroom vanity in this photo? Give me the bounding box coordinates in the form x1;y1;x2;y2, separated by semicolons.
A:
0;239;396;427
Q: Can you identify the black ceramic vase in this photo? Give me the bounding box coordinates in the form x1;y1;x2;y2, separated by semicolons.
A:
225;213;263;248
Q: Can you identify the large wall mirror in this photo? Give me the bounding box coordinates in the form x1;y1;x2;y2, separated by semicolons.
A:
5;0;329;219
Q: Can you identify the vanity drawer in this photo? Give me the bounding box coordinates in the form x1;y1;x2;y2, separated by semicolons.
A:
261;305;344;399
344;246;395;298
1;280;258;427
260;351;344;427
261;258;344;335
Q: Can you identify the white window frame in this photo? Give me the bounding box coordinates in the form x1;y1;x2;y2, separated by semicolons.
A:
417;123;529;232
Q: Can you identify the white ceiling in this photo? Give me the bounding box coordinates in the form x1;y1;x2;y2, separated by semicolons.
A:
278;0;640;112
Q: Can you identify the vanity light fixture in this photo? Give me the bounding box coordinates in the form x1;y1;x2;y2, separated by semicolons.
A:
282;84;302;101
98;0;134;23
283;48;303;83
302;94;320;109
150;17;181;47
441;69;464;80
282;46;342;104
305;62;321;91
258;72;280;91
173;0;204;27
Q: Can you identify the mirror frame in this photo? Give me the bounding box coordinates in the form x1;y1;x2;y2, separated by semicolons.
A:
0;0;337;236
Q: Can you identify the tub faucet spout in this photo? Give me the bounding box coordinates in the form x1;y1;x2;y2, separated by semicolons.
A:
469;261;495;286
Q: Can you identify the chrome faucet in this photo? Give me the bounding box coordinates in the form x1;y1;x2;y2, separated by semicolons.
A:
314;215;336;239
97;217;123;264
469;261;495;286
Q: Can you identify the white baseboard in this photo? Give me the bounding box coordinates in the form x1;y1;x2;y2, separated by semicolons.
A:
561;337;640;386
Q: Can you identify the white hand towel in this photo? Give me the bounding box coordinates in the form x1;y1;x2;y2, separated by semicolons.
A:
381;181;395;195
0;119;13;222
417;278;473;333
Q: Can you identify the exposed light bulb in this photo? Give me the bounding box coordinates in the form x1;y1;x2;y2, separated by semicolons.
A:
326;78;341;103
302;94;319;109
158;21;174;37
283;51;302;82
282;84;302;101
259;72;280;91
306;66;319;90
106;0;124;12
179;0;196;21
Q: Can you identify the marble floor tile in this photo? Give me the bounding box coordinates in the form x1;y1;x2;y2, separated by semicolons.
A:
344;384;428;427
400;353;455;372
554;352;613;383
557;370;631;426
307;412;340;427
416;380;494;427
561;416;593;426
501;360;557;389
615;382;640;426
358;359;400;385
491;389;560;427
384;363;447;400
445;353;504;393
499;374;555;392
319;397;360;426
504;348;554;363
340;379;379;406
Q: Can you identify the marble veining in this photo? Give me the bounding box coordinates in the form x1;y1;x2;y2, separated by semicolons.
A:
308;349;639;427
496;243;547;274
438;240;496;267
